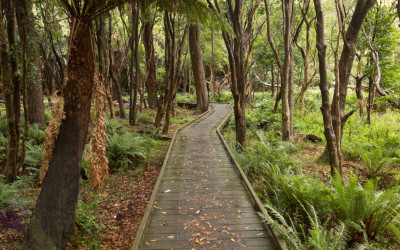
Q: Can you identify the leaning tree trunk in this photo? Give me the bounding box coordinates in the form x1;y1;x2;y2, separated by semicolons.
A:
331;0;376;138
189;22;209;113
23;18;95;249
0;0;19;182
143;21;158;109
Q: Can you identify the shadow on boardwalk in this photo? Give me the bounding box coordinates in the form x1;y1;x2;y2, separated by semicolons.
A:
135;103;278;249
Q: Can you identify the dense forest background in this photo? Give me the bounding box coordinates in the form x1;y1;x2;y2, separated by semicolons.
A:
0;0;400;249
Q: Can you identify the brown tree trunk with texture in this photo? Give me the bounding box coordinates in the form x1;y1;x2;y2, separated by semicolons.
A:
0;0;19;182
313;0;341;176
143;21;158;109
23;18;95;249
189;22;209;113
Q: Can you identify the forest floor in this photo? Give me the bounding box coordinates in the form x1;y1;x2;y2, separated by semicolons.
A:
0;106;197;249
295;136;398;188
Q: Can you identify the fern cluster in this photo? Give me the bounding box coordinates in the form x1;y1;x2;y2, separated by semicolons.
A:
223;92;400;249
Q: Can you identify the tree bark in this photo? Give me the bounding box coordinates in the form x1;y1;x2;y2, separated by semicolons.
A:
0;0;19;182
313;0;340;176
16;0;45;125
23;17;95;249
331;0;376;137
130;2;139;125
189;22;209;113
143;20;158;109
281;0;294;141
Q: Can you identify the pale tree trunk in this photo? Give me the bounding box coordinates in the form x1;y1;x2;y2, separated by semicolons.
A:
23;17;95;249
189;22;209;112
0;0;19;182
313;0;340;176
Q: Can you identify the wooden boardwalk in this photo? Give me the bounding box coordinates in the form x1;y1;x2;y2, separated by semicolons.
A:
134;103;278;249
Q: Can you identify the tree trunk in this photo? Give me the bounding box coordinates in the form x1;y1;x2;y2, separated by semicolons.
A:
130;2;139;125
23;18;95;249
331;0;376;137
0;0;19;182
143;21;158;109
189;22;209;113
211;29;216;101
367;76;375;124
313;0;340;176
271;65;275;96
16;0;45;125
281;0;294;141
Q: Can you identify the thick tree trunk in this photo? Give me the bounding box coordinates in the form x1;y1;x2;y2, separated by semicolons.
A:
313;0;340;176
189;22;209;113
0;0;19;182
23;18;95;249
143;21;158;109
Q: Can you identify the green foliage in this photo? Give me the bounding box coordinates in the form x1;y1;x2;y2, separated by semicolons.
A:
0;175;31;209
24;143;43;167
105;117;125;136
215;91;233;103
72;199;103;249
106;133;145;171
331;174;400;245
27;123;46;145
361;149;398;179
136;112;154;124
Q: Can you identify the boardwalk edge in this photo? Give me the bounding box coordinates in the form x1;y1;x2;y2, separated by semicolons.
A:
216;105;288;250
131;105;212;250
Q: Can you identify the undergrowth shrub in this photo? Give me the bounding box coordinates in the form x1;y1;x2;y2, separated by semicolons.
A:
136;112;153;124
24;143;43;167
27;123;46;145
71;199;103;249
105;117;125;136
106;133;145;171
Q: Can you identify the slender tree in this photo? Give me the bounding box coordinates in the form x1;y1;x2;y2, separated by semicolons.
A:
313;0;341;176
0;0;19;182
22;1;124;248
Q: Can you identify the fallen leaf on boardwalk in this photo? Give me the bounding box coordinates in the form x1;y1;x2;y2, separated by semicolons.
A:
145;241;150;246
167;236;174;239
150;239;157;242
257;233;264;236
231;238;235;242
196;210;201;215
164;189;171;193
161;212;167;214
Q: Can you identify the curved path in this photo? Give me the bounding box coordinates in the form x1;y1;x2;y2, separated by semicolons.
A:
135;103;277;249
